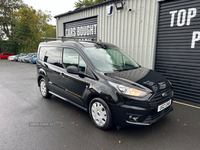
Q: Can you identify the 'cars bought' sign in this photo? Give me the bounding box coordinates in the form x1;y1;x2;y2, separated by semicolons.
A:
64;17;97;38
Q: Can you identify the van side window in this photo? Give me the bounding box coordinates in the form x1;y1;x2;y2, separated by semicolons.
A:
39;47;62;67
63;48;86;73
39;47;46;61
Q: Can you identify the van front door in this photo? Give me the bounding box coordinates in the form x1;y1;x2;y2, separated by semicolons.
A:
58;48;88;107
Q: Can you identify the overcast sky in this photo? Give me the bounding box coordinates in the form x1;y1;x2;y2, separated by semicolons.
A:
23;0;77;25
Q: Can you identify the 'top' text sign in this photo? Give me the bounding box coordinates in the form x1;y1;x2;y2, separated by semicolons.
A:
169;8;199;48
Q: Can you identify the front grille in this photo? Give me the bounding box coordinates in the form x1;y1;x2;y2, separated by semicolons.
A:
149;88;173;109
141;88;174;123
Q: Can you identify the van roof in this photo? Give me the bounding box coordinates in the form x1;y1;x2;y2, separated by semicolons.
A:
39;40;117;49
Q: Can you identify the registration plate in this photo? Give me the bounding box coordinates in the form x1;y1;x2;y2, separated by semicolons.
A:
157;99;171;112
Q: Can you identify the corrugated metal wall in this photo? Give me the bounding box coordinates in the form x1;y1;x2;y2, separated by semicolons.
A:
56;0;159;69
155;0;200;105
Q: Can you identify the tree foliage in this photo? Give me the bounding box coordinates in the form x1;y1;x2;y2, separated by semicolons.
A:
0;0;24;40
12;6;52;53
0;38;16;53
74;0;106;8
0;1;54;54
42;25;56;38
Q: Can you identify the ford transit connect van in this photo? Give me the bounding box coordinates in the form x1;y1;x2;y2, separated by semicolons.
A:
36;39;173;130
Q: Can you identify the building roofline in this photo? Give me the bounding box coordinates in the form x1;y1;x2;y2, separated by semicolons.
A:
54;0;115;18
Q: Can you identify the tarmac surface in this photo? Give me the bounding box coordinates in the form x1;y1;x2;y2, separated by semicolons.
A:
0;60;200;150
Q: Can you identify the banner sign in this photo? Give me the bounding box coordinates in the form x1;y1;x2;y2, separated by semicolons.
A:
64;16;97;38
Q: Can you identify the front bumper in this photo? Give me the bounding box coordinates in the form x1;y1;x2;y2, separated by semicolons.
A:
110;102;173;127
109;88;174;127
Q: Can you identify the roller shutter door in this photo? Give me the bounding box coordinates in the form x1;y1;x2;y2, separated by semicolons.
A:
155;0;200;105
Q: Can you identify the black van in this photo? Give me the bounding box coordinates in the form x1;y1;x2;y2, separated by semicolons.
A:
37;39;174;130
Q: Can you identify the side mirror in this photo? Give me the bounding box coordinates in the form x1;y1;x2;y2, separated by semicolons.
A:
67;66;79;74
67;66;85;78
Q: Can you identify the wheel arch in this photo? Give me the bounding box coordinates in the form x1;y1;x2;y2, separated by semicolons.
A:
85;94;113;113
37;75;47;87
37;68;48;87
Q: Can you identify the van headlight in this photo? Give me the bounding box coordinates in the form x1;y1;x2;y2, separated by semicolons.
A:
109;82;148;97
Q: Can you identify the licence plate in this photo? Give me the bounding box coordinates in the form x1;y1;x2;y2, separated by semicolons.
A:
157;99;171;112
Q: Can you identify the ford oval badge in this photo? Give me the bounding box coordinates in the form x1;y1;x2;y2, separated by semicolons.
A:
162;92;168;97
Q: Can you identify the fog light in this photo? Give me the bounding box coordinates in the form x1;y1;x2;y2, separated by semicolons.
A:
132;117;139;121
127;114;140;122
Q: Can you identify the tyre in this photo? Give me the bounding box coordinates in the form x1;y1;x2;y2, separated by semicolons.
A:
39;78;52;98
89;98;113;130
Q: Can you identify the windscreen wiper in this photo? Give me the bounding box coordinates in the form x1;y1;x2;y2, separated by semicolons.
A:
116;67;139;72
